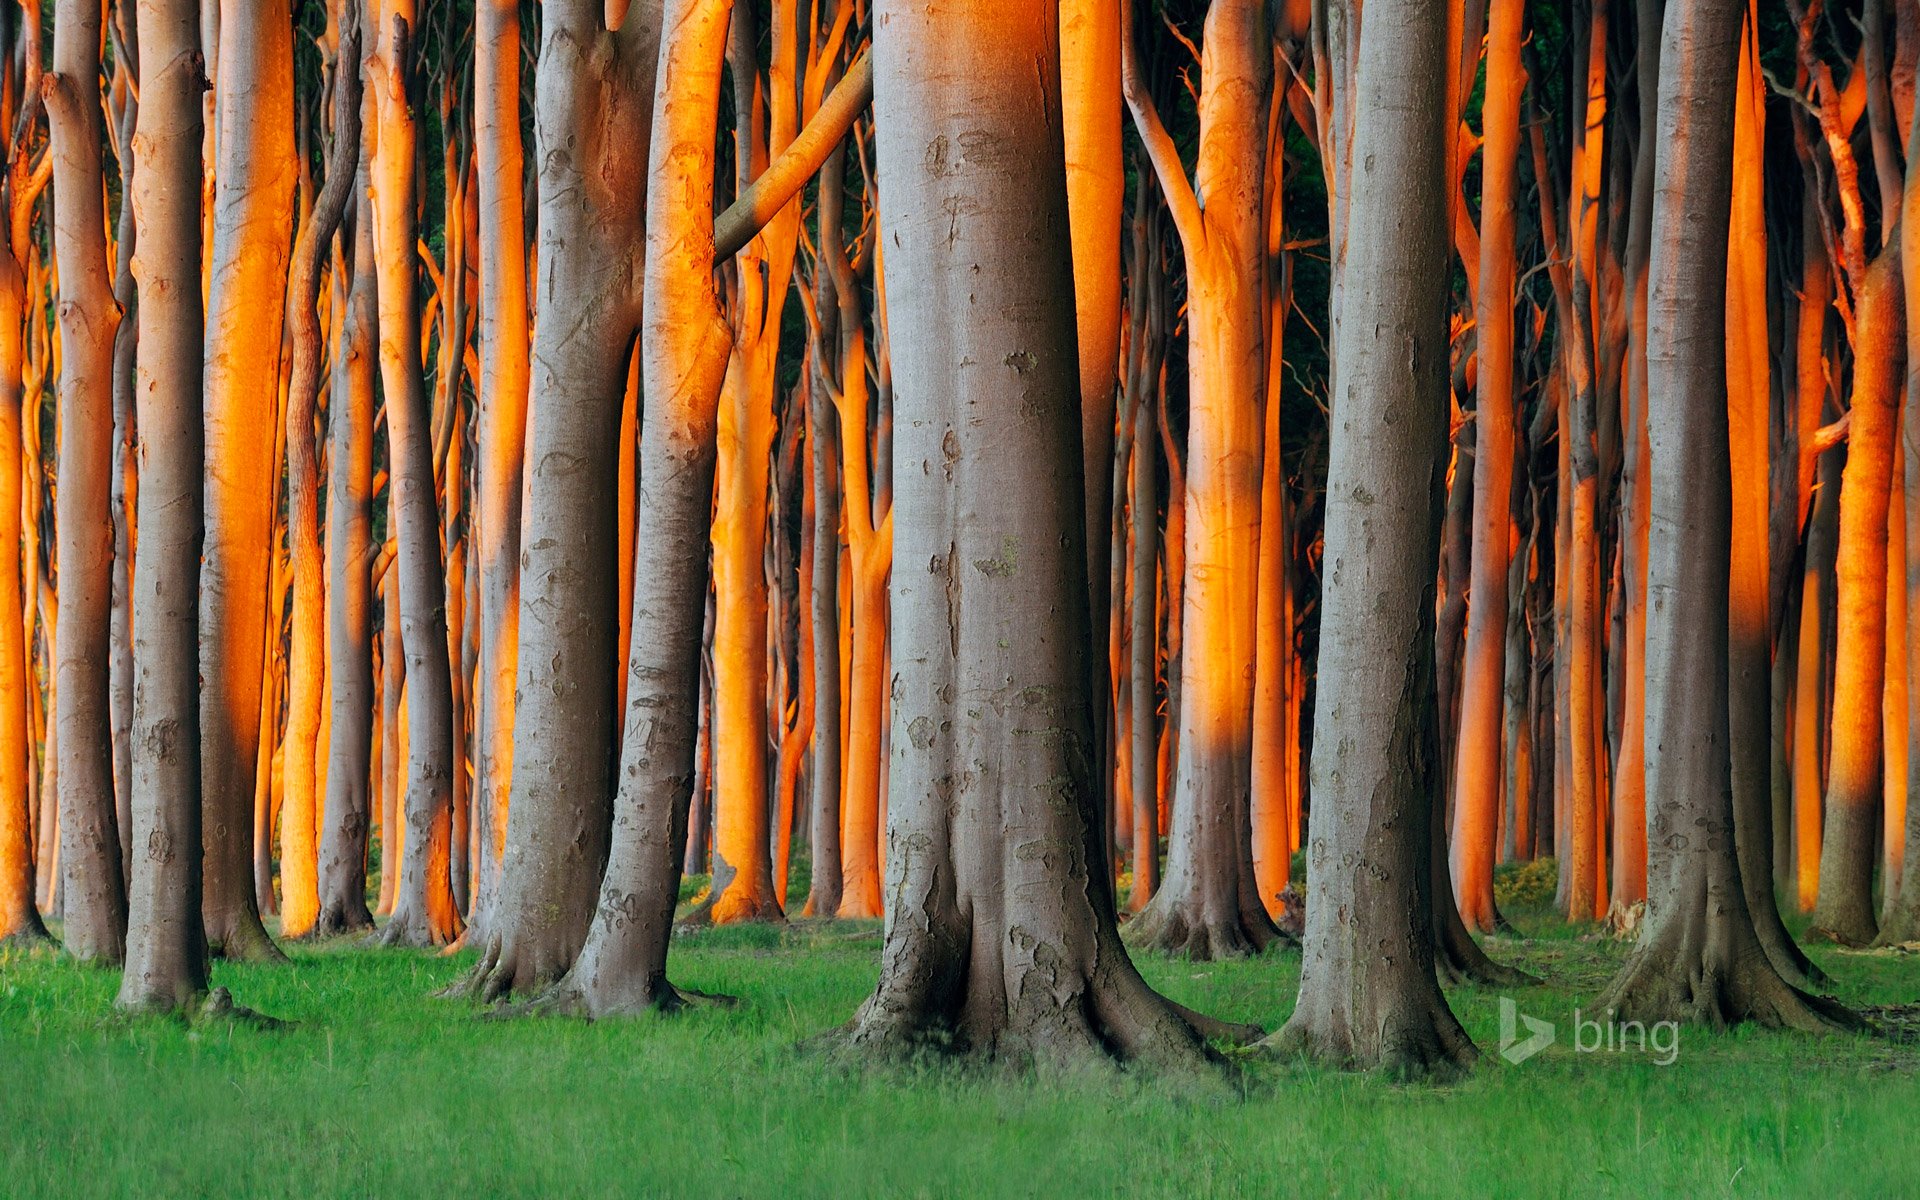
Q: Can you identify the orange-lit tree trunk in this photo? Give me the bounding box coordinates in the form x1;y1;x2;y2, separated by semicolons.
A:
1885;108;1920;946
281;13;361;940
0;82;51;945
1062;0;1123;825
1726;9;1814;984
699;2;815;926
458;0;659;998
1598;0;1856;1034
467;0;530;944
1275;0;1477;1079
45;0;129;964
1121;0;1282;960
367;0;460;949
1123;168;1167;912
1450;0;1524;935
1812;247;1906;947
197;0;295;962
117;0;211;1012
1790;197;1837;913
315;188;379;937
828;0;1252;1067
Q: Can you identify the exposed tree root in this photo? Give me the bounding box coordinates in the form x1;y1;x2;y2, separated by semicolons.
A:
1598;930;1863;1035
1267;991;1480;1082
305;908;376;941
1122;892;1290;961
372;906;458;951
208;913;289;963
435;931;574;1002
487;974;736;1021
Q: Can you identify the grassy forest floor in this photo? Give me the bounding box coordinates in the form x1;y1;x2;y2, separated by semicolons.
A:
6;869;1920;1198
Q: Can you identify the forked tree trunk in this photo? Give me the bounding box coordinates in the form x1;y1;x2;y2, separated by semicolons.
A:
369;1;460;949
198;0;295;963
1811;248;1905;947
315;188;379;937
281;13;362;940
527;0;735;1017
1596;0;1859;1034
828;0;1253;1067
458;0;660;997
1273;0;1478;1080
118;0;210;1013
1121;0;1282;961
45;0;129;965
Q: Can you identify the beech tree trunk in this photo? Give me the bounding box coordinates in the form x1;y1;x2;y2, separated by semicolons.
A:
1450;0;1523;936
281;13;362;940
197;0;295;963
45;0;128;965
1121;0;1282;961
1883;95;1920;947
1273;0;1478;1079
459;0;660;997
118;0;210;1013
1596;0;1858;1033
369;0;460;949
1811;248;1905;947
0;112;51;945
467;0;531;944
315;188;379;937
828;0;1254;1067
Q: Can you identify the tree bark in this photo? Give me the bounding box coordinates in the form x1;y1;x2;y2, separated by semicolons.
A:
1811;249;1904;947
45;0;129;965
197;0;295;963
458;0;660;997
1272;0;1478;1079
368;0;460;949
282;13;362;940
827;0;1253;1067
468;0;531;945
1596;0;1859;1034
1882;90;1920;946
315;186;379;937
118;0;210;1013
1121;0;1282;961
1450;0;1523;936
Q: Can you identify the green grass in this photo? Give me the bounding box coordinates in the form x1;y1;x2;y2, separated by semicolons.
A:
4;906;1919;1198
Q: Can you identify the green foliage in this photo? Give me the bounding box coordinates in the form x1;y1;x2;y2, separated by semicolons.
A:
4;916;1918;1197
1495;856;1560;912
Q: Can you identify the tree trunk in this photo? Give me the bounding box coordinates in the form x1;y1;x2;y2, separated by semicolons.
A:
468;0;531;945
118;0;210;1012
281;14;362;940
458;0;660;997
0;122;52;945
198;0;295;963
368;0;460;949
315;186;379;937
45;0;129;965
1596;0;1858;1034
1273;0;1478;1079
828;0;1252;1067
1883;96;1920;946
1121;0;1282;961
802;147;846;919
1450;0;1523;935
1811;248;1905;947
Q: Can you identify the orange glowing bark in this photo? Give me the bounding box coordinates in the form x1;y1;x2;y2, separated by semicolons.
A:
1812;248;1906;947
1122;0;1281;959
468;0;530;943
281;13;362;940
197;0;296;962
1450;0;1525;935
0;78;51;944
